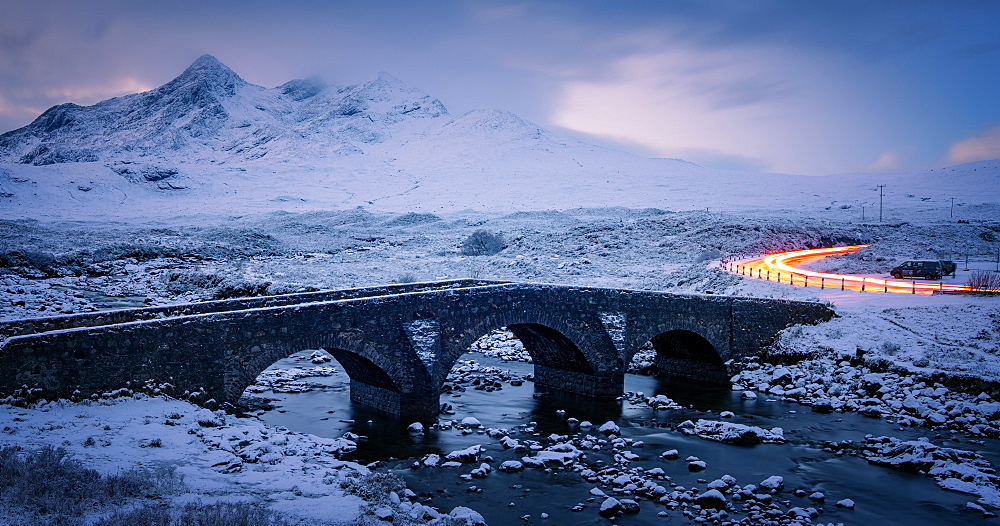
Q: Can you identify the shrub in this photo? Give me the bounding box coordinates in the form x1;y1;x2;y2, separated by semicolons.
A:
212;280;273;299
94;501;286;526
93;503;172;526
460;230;504;256
176;501;286;526
0;249;61;277
968;270;1000;292
879;341;901;355
393;272;418;284
0;445;182;521
980;231;998;242
140;438;163;448
340;471;406;503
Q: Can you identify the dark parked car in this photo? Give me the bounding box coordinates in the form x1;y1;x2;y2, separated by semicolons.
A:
889;260;956;280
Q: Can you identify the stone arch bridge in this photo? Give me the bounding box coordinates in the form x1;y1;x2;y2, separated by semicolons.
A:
0;280;833;419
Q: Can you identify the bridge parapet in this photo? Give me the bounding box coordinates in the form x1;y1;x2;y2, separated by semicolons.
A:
0;279;508;340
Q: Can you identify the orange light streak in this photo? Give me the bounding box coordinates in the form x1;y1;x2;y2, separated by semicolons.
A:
724;245;996;294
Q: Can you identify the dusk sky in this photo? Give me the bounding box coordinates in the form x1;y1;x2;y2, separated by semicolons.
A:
2;0;1000;175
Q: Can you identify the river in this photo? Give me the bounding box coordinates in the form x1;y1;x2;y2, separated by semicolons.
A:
249;351;995;525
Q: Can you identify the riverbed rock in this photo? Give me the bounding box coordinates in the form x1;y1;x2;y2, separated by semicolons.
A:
678;419;785;444
599;497;622;517
460;417;482;429
498;460;524;472
695;489;727;509
619;498;640;514
688;460;707;472
449;506;487;525
599;421;620;435
759;475;784;491
445;444;482;463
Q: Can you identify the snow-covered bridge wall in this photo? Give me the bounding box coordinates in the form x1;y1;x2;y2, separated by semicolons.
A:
0;281;833;419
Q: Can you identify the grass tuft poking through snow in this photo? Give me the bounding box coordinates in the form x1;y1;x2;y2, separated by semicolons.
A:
0;445;183;524
94;500;288;526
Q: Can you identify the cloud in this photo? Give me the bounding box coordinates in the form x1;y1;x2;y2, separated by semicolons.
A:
865;151;904;173
0;93;47;132
548;41;879;175
43;77;154;102
948;124;1000;164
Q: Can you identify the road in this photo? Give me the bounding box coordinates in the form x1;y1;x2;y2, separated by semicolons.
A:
723;245;997;294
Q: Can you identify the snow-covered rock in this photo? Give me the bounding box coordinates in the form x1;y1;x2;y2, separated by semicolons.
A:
760;476;784;491
678;419;785;444
598;421;620;435
445;445;483;464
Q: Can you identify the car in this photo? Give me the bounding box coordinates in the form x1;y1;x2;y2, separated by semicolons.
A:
889;260;956;280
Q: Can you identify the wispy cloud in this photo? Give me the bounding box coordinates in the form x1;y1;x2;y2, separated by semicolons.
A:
548;39;877;175
0;93;46;130
865;151;904;173
43;77;154;102
948;124;1000;164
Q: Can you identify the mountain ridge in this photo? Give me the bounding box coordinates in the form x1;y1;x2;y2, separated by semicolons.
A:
0;55;463;165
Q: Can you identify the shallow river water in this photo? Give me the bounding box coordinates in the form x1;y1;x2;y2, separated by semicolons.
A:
252;353;998;525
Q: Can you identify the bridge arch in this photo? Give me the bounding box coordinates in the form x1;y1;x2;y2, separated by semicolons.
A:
505;323;594;374
447;311;623;400
227;324;433;419
325;348;400;392
643;329;729;384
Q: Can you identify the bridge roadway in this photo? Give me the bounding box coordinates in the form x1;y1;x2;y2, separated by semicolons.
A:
0;280;833;420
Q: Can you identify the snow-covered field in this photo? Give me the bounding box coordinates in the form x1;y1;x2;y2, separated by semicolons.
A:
2;204;999;524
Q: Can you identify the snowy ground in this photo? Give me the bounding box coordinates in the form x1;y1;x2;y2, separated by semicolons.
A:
2;206;1000;524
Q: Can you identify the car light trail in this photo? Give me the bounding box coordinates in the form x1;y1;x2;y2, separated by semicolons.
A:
723;245;997;294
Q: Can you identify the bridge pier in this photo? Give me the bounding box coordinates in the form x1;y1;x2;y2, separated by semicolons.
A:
652;355;729;384
533;365;624;399
349;381;439;420
641;328;731;384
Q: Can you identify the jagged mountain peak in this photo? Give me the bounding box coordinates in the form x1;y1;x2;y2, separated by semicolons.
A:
279;76;327;101
367;71;407;91
182;54;241;81
157;54;245;97
350;71;440;106
190;53;227;69
317;71;449;125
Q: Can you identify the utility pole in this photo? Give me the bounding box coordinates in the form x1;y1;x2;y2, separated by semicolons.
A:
877;184;885;222
861;204;866;222
950;197;955;219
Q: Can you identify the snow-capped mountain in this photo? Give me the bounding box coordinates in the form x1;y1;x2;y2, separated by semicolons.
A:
0;55;997;221
0;55;451;165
